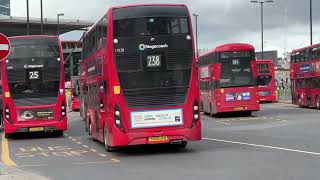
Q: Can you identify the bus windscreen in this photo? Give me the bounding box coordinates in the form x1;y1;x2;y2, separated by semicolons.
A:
219;51;255;88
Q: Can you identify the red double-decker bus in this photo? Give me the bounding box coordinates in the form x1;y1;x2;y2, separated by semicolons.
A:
256;60;276;102
290;44;320;109
79;4;201;151
1;36;67;137
198;43;260;116
70;76;80;111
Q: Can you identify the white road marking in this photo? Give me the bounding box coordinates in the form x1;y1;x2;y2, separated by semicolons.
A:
0;44;9;51
83;145;89;148
203;137;320;156
72;161;114;165
99;153;107;157
90;149;97;152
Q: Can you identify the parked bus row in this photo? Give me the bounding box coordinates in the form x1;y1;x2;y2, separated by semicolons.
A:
290;44;320;109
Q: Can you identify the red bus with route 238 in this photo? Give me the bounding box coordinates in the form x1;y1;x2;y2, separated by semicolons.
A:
256;60;276;102
79;4;201;151
198;43;260;116
290;44;320;109
1;35;67;137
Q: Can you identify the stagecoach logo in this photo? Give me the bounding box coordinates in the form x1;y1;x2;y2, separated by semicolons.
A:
24;64;44;69
20;111;34;120
138;44;169;51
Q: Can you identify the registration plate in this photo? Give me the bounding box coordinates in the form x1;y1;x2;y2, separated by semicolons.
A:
234;107;244;111
29;127;44;132
148;136;168;142
147;55;161;67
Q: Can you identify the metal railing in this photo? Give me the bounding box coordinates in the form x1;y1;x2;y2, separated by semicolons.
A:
276;88;292;102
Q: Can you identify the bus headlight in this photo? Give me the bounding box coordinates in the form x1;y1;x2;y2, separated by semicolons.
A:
5;105;12;124
60;102;66;121
114;105;124;132
191;100;200;128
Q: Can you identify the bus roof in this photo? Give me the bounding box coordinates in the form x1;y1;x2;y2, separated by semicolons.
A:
292;43;320;53
8;35;58;40
111;3;187;10
199;43;254;58
83;4;188;40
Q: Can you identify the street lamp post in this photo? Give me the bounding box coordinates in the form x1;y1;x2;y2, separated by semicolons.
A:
193;14;199;58
310;0;313;45
57;13;65;36
40;0;43;34
250;0;274;60
26;0;29;35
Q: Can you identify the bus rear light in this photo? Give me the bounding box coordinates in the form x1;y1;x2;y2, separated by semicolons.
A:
191;100;200;128
114;105;124;131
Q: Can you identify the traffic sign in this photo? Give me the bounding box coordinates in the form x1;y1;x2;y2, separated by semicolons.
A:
0;33;11;61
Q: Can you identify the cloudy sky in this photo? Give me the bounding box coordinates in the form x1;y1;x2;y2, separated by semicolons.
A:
10;0;320;57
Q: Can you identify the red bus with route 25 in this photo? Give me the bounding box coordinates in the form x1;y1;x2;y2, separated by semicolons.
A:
1;35;67;137
256;60;276;102
79;4;201;151
290;44;320;109
198;43;260;116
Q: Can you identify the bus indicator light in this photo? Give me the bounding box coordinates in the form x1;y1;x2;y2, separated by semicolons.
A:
114;86;120;95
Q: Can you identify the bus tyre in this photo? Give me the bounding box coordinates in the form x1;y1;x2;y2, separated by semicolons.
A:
55;130;64;137
5;133;12;139
298;97;303;108
104;125;114;152
178;141;188;148
316;97;320;110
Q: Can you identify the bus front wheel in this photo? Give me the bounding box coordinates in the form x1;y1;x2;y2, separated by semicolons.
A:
316;96;320;110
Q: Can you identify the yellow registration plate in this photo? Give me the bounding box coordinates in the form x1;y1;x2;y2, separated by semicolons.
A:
148;136;168;142
29;127;44;132
234;107;244;111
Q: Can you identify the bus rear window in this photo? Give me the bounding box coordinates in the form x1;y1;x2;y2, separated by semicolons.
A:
113;17;189;37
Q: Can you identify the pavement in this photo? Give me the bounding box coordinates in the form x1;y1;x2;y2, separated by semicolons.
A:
0;103;319;180
0;162;48;180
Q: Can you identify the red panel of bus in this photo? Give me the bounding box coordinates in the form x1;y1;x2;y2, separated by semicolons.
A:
71;76;80;111
79;4;201;150
1;35;67;136
256;60;276;102
198;43;260;115
290;44;320;109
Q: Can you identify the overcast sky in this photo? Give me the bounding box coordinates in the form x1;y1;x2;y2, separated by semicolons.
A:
10;0;320;57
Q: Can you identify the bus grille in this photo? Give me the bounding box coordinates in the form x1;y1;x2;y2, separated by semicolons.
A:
167;49;193;70
122;87;188;108
115;53;141;72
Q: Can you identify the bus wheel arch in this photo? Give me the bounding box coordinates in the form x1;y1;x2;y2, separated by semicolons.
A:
103;123;115;152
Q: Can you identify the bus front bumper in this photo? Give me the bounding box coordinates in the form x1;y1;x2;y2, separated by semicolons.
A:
109;121;201;147
217;103;260;113
3;117;67;134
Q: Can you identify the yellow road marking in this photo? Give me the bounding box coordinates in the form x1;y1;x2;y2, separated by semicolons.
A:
1;134;16;167
111;158;121;163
